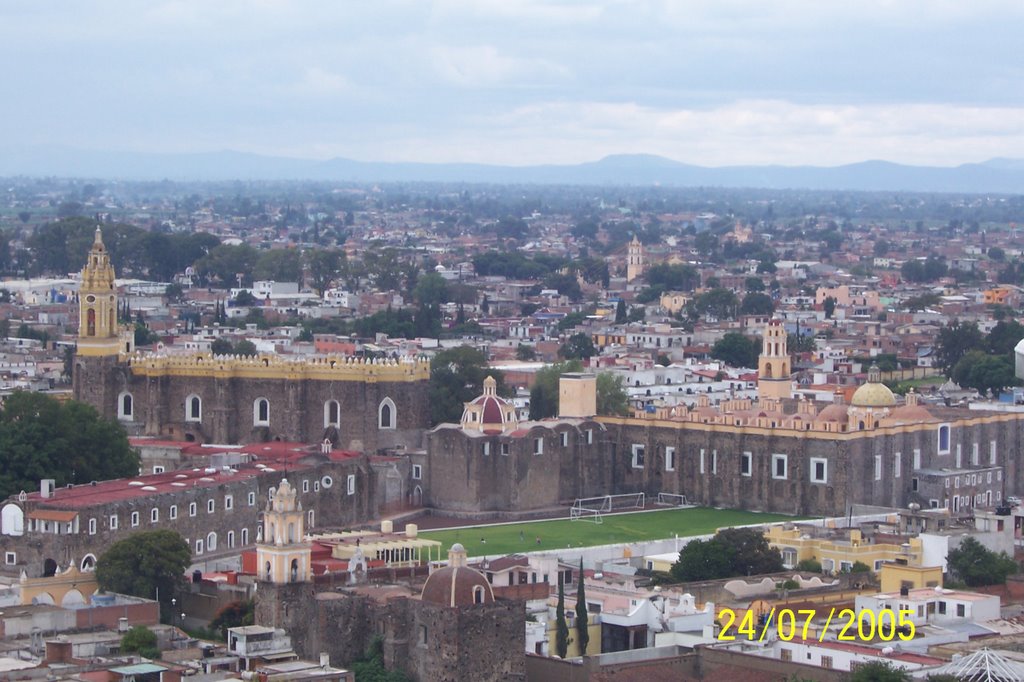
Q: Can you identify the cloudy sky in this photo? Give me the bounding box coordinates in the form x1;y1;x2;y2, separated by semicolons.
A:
2;0;1023;167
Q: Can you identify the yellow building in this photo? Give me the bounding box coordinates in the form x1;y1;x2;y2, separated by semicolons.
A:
767;525;927;575
659;291;691;315
256;479;311;584
879;563;943;592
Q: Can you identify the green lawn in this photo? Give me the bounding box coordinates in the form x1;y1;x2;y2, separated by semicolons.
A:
420;507;810;557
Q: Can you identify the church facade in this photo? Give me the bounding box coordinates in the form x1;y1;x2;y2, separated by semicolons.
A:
72;230;430;451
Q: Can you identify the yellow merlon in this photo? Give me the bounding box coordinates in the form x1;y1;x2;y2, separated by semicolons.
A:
125;352;431;382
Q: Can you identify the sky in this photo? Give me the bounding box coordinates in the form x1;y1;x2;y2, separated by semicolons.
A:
2;0;1023;168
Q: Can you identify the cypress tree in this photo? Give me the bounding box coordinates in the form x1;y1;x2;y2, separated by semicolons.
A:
555;574;569;658
575;559;589;654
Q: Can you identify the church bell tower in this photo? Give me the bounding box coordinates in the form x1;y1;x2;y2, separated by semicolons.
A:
73;227;130;411
757;319;793;400
77;228;122;357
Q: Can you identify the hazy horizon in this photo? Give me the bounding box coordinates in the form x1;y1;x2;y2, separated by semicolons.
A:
2;2;1023;169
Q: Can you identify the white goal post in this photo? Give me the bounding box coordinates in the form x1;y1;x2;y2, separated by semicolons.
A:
656;492;689;507
570;493;645;522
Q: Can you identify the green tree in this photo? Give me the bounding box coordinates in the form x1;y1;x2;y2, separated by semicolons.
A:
947;536;1018;587
413;272;450;307
596;373;629;416
120;625;160;659
740;292;775;315
988;246;1006;261
952;351;1019;395
516;344;537;361
744;277;765;292
234;340;258;356
210;600;255;639
559;333;596;361
823;296;836;319
694;288;739;320
711;332;760;369
902;293;940;312
351;637;410;682
848;661;910;682
935;320;985;376
210;338;233;355
615;299;627;324
671;527;783;582
195;244;259;286
428;346;506;426
788;333;816;354
96;530;191;613
528;360;583;420
555;575;570;658
254;249;302;283
306;249;344;295
575;559;589;655
987;319;1024;357
796;558;822;573
0;393;138;499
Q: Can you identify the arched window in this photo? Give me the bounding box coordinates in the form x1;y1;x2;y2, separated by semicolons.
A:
241;528;249;545
764;362;773;378
253;398;270;426
80;554;97;571
473;585;485;604
186;394;202;422
290;558;299;583
118;392;133;421
207;532;217;552
265;561;272;581
227;531;235;548
378;397;396;429
287;522;296;543
324;400;340;428
86;308;96;336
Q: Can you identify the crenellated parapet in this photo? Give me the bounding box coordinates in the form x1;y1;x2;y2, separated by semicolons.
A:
124;351;431;383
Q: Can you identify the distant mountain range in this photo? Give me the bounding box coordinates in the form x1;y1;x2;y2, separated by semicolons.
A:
2;146;1024;193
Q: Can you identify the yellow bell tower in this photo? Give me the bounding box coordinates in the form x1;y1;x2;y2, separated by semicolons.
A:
77;227;122;357
757;319;792;400
256;479;311;584
626;234;644;283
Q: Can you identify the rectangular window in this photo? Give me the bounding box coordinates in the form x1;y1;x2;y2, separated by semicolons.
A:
482;441;490;456
412;464;422;480
665;446;676;472
874;455;882;481
955;476;960;489
772;454;788;480
196;539;204;555
711;449;718;475
248;492;256;506
938;425;951;454
347;474;356;495
938;601;946;615
534;437;544;455
88;518;97;535
4;552;15;565
314;480;320;492
780;648;792;662
150;508;159;523
153;465;165;474
945;478;950;488
913;449;921;470
170;505;177;520
302;480;310;493
990;441;997;465
956;603;965;617
561;432;569;447
894;452;902;479
225;495;233;510
972;443;979;466
131;512;139;527
109;515;118;530
912;478;919;492
987;472;992;484
587;429;593;445
500;442;510;456
810;458;827;483
699;448;705;475
955;444;962;468
207;499;215;513
189;502;197;516
631;444;645;469
741;452;752;477
821;655;833;670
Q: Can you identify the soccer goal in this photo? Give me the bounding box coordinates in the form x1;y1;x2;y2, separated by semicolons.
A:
656;492;689;507
570;493;645;522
